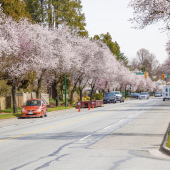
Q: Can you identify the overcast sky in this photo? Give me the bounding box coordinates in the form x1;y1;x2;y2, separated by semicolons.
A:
81;0;168;64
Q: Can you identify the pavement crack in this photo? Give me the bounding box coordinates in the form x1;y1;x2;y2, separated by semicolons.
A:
11;142;73;170
109;157;132;170
34;154;69;170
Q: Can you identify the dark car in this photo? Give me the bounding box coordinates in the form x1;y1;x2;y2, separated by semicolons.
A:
130;93;141;99
103;92;116;104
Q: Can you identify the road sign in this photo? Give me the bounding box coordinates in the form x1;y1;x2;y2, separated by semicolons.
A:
136;73;144;75
158;83;162;85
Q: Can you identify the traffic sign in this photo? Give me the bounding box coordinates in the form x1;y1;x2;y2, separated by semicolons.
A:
136;73;144;75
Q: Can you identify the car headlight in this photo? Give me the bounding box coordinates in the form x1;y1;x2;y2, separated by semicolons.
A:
36;107;41;111
22;108;25;111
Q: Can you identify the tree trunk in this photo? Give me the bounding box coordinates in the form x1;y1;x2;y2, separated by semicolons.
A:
70;82;77;106
12;85;17;113
90;86;94;101
36;77;42;99
70;90;74;106
79;88;83;101
52;82;57;99
40;0;44;22
55;82;60;106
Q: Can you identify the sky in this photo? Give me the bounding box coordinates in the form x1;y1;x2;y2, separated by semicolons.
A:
81;0;169;64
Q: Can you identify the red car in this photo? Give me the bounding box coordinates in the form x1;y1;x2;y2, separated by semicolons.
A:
21;99;47;118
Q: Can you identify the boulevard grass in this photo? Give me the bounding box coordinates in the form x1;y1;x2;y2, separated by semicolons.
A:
167;131;170;148
0;106;75;120
0;107;22;120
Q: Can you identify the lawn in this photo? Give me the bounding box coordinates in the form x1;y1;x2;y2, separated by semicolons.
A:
166;131;170;148
0;107;22;120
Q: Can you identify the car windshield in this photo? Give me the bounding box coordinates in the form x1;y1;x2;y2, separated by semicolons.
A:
156;92;161;94
25;100;41;106
114;92;120;94
140;93;148;95
104;93;114;97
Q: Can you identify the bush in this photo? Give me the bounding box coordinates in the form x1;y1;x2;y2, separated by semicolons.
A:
92;93;103;100
49;98;56;103
27;88;31;93
86;96;90;101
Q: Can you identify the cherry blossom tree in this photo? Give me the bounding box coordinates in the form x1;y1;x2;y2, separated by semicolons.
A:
129;0;170;30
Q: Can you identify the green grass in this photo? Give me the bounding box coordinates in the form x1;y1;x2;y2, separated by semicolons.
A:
0;113;21;120
47;106;74;112
0;107;22;113
167;131;170;148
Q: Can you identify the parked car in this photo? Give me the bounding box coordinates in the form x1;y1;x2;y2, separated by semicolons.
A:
130;93;141;99
155;92;161;97
114;91;124;103
21;99;47;118
103;92;116;104
140;92;149;99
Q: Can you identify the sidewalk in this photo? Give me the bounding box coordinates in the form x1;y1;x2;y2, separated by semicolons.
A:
0;108;78;128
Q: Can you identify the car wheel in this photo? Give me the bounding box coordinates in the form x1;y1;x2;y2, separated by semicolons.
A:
45;110;47;117
163;98;165;101
22;117;25;119
40;111;44;118
120;100;121;103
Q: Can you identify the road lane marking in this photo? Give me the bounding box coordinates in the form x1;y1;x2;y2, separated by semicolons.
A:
79;135;91;141
104;125;112;129
0;101;152;143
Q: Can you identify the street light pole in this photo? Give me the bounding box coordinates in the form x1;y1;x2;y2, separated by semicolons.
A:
65;75;67;107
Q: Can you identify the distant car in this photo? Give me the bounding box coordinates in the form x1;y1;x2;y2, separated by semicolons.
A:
114;91;124;103
155;92;161;97
130;93;141;99
103;92;116;104
140;92;149;99
21;99;47;118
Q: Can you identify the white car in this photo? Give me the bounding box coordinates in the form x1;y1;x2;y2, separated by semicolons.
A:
140;92;149;99
114;91;124;102
155;92;161;97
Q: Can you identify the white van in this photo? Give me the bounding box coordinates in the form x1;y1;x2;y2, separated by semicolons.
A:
162;86;170;101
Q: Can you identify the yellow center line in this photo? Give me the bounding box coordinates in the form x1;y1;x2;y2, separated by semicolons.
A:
0;102;140;143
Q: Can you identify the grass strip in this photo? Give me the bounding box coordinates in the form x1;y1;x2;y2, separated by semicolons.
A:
167;131;170;148
0;107;22;113
47;106;74;112
0;113;21;120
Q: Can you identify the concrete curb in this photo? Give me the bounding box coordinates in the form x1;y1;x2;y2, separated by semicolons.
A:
160;123;170;155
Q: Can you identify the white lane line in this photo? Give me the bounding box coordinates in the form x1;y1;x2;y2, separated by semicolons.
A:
104;125;112;129
79;135;91;141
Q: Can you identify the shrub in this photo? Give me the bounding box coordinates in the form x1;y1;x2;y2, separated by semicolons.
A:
49;98;56;103
27;88;31;93
92;93;103;100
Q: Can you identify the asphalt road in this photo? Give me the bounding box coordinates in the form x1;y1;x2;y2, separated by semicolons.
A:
1;98;170;170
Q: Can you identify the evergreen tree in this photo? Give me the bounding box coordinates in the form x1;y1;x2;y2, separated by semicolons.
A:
25;0;88;36
0;0;31;20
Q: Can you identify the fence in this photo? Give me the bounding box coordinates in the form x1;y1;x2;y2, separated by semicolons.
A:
0;92;49;110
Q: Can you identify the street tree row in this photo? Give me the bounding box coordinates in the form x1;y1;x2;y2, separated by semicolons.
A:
0;5;156;113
